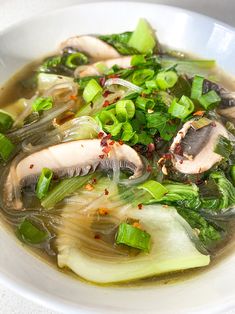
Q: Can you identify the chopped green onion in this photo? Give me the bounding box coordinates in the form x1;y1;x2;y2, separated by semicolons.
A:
230;165;235;185
121;122;135;141
135;96;155;111
138;180;168;200
191;117;212;130
41;174;95;209
32;97;53;112
145;80;158;90
191;75;204;100
0;110;14;133
0;133;15;161
156;71;178;90
198;90;221;109
64;52;88;69
98;111;123;136
18;219;48;244
214;135;232;159
168;96;194;120
36;168;53;200
83;79;103;103
128;18;156;54
115;100;135;122
95;62;109;74
131;55;146;66
131;69;155;86
116;222;151;252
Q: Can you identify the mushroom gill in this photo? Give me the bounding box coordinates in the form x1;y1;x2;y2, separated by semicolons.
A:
4;139;144;210
170;120;228;174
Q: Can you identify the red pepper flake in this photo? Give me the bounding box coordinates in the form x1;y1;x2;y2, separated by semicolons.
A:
138;203;143;210
102;146;111;154
100;134;112;147
147;143;155;152
85;183;94;191
102;100;110;107
211;121;216;127
99;154;105;159
92;178;97;184
98;208;109;216
141;93;147;98
104;188;109;195
118;139;124;145
102;90;112;97
179;160;183;164
193;110;205;116
146;165;152;172
109;140;115;145
99;77;106;87
163;153;172;160
94;234;101;240
98;132;104;139
29;164;34;169
108;74;120;79
174;143;183;156
70;95;77;100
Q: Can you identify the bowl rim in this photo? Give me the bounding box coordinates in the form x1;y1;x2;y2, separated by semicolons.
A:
1;1;235;313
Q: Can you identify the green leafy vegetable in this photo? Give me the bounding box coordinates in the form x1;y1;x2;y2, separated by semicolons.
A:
214;135;232;159
0;111;14;133
128;19;156;54
99;32;138;55
32;97;53;112
116;222;151;252
36;168;53;200
0;133;15;161
18;219;48;244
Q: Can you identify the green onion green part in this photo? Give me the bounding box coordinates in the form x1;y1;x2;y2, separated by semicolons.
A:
0;110;14;133
135;96;155;111
168;95;194;120
41;173;95;209
131;69;155;86
131;55;146;66
18;219;48;244
121;122;135;141
128;18;156;54
138;180;168;200
32;97;53;112
191;75;204;100
116;222;151;252
214;135;232;159
230;165;235;185
0;133;15;161
36;168;53;200
198;90;221;109
156;71;178;90
64;52;88;69
83;79;103;103
115;100;135;122
98;111;123;136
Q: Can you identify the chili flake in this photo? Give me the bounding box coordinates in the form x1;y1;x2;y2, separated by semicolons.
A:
104;189;109;195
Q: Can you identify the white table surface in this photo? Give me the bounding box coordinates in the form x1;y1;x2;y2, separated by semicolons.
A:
0;0;235;313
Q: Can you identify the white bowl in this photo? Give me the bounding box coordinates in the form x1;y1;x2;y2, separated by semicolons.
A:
0;2;235;313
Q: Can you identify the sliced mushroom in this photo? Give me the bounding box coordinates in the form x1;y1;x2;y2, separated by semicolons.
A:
4;139;144;210
170;120;228;174
75;56;132;78
61;35;120;60
202;79;235;119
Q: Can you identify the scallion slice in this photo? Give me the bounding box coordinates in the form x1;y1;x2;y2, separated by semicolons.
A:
198;90;221;109
214;135;232;159
135;96;155;111
115;100;135;122
32;97;53;112
0;111;14;133
36;168;53;200
98;111;123;136
168;95;194;120
156;70;178;90
18;219;48;244
116;222;151;252
138;180;168;200
83;79;103;103
131;55;146;66
121;122;135;141
131;69;155;86
191;75;204;99
0;133;15;161
64;52;88;69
